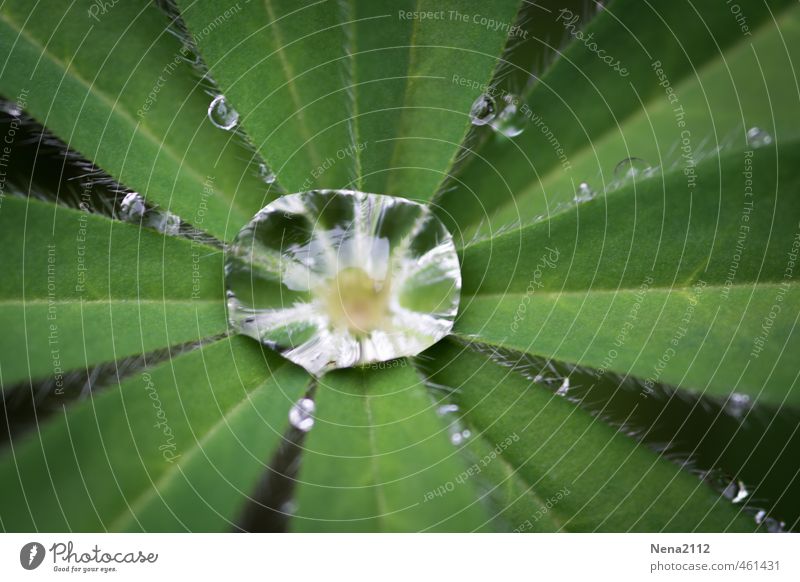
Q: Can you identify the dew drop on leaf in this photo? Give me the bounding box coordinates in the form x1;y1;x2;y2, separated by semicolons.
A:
490;94;527;138
614;157;654;180
746;126;773;148
470;94;497;126
1;101;23;117
152;211;182;236
225;189;461;375
754;510;786;532
208;94;239;130
288;397;315;432
119;192;146;222
450;429;471;445
437;404;460;416
574;182;596;202
258;162;277;185
721;479;749;504
118;192;182;235
725;392;751;419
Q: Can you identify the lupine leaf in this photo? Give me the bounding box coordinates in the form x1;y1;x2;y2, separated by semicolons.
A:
0;0;267;241
0;198;226;385
454;145;800;405
0;337;310;531
438;0;799;238
291;363;491;532
178;0;521;200
424;340;759;532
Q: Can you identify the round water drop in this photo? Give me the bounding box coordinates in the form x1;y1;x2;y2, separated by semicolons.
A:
725;392;751;419
490;94;527;138
225;189;462;375
450;429;471;446
721;479;749;504
153;212;182;236
288;397;315;432
208;94;239;130
258;162;277;185
754;510;786;533
746;126;773;148
574;182;595;203
119;192;146;222
1;101;22;117
470;94;496;126
614;157;653;180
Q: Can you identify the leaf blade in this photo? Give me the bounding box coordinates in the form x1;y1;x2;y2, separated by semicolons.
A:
0;336;309;532
0;0;267;240
424;341;759;532
291;363;491;532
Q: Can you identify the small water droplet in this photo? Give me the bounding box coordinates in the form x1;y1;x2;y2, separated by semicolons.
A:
721;479;749;504
152;212;181;236
279;500;297;515
490;94;527;138
614;157;653;180
288;397;315;432
437;404;459;416
556;377;570;396
574;182;596;203
208;95;239;130
754;510;786;532
258;162;277;184
450;429;471;445
746;126;773;148
725;392;751;419
1;101;22;117
119;192;146;222
470;94;496;126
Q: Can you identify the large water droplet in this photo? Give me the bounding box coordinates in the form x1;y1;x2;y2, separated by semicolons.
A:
470;94;497;126
746;126;773;148
490;94;527;138
208;95;239;130
288;397;315;432
614;157;655;181
225;190;461;375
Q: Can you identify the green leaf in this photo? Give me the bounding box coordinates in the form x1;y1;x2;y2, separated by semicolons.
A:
291;363;491;532
458;428;563;532
454;144;800;404
178;0;521;200
0;0;267;241
424;340;759;532
0;197;226;384
0;336;310;531
438;0;799;236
